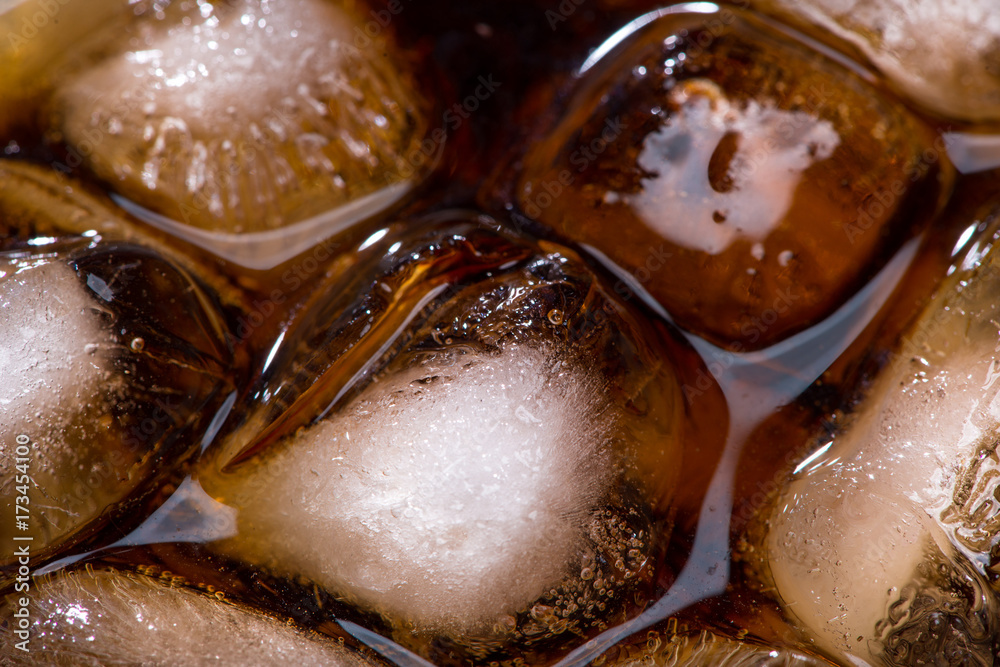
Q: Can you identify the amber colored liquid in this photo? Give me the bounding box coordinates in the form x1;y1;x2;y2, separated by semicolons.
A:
3;0;1000;665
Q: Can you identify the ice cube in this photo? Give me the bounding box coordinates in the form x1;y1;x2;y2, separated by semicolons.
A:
601;629;829;666
755;0;1000;122
202;217;690;656
0;159;243;305
764;216;1000;663
0;568;375;666
0;258;131;559
513;5;951;350
215;344;612;633
0;260;111;429
54;0;430;268
1;164;239;561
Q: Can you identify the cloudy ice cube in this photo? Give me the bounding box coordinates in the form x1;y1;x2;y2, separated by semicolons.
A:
1;161;239;561
0;260;121;557
0;260;110;424
0;568;375;666
765;220;1000;663
756;0;1000;121
603;629;829;666
54;0;429;266
211;344;613;634
202;218;687;658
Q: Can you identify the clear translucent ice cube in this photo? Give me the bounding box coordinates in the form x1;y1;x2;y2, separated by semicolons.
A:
202;216;692;659
52;0;430;267
764;216;1000;664
0;568;376;666
513;5;950;350
0;161;238;562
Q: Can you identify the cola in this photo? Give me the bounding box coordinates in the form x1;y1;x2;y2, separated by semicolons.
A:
2;0;1000;665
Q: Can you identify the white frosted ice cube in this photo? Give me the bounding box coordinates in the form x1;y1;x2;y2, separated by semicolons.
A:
0;260;110;422
211;344;613;633
0;569;373;666
55;0;428;266
0;259;121;555
757;0;1000;121
766;226;1000;663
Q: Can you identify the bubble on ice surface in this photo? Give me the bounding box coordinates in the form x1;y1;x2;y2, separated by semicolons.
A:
764;218;1000;664
214;343;613;633
54;0;429;267
756;0;1000;121
0;569;376;666
0;260;111;420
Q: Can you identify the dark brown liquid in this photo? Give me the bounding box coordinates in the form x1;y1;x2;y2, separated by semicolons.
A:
3;0;1000;665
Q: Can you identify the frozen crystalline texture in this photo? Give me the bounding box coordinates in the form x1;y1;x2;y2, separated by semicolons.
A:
755;0;1000;122
0;162;237;562
764;217;1000;664
205;218;688;654
54;0;429;266
603;630;831;666
220;345;610;632
0;261;111;429
0;568;375;666
515;6;950;350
